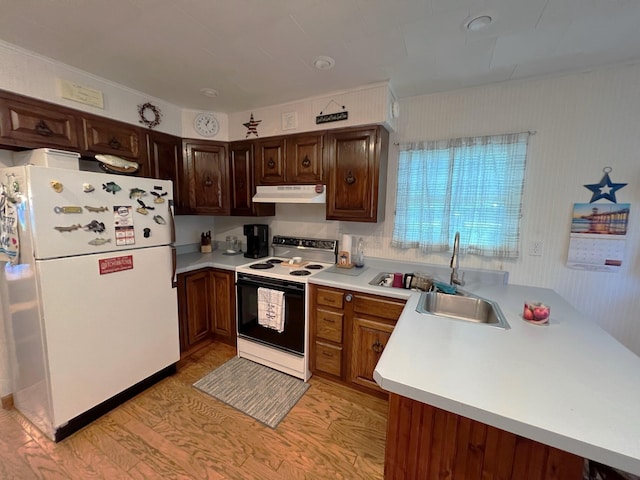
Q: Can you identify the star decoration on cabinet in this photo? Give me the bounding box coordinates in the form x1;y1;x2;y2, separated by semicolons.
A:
584;168;627;203
243;113;261;138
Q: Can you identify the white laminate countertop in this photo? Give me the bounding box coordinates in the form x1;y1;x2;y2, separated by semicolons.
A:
176;249;251;273
175;251;640;475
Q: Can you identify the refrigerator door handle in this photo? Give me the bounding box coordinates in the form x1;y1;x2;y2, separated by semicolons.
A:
168;199;176;245
171;246;178;288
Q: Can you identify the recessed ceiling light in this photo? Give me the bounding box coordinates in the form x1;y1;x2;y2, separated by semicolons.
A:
200;88;219;98
313;56;335;70
466;15;492;32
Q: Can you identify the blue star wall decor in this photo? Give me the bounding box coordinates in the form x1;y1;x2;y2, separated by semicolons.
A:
584;167;627;203
243;113;261;138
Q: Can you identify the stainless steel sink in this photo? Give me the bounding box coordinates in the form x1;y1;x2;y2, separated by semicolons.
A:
416;291;510;329
369;272;393;287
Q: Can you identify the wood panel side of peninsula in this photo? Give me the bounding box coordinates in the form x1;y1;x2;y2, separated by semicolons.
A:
385;393;583;480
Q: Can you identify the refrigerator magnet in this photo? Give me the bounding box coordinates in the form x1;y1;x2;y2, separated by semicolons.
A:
129;188;147;199
151;191;167;203
85;206;108;213
50;181;63;193
102;182;122;194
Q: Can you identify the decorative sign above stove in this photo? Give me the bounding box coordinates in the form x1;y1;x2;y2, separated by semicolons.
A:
316;99;348;124
316;111;348;124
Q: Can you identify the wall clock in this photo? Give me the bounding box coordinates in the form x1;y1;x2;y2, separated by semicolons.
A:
194;112;219;138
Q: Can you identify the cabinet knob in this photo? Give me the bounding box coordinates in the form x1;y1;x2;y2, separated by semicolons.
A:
35;120;54;137
345;293;353;302
109;137;122;150
301;156;311;168
267;158;275;169
345;171;356;185
372;339;384;354
204;177;213;187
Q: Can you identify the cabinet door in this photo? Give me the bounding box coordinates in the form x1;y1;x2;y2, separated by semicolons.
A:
256;137;285;185
350;317;394;392
0;94;80;149
184;140;230;215
182;270;212;349
285;132;324;184
210;269;236;345
82;116;142;160
325;126;388;222
147;131;185;210
229;141;275;217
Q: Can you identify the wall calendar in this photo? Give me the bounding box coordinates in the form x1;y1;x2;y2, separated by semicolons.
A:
566;203;630;272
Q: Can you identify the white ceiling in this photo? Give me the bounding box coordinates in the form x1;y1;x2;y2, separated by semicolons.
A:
1;0;640;112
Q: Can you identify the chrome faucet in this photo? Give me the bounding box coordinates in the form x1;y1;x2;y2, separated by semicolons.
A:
450;232;465;286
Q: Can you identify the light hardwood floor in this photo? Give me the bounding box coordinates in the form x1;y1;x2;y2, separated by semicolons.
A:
0;341;388;479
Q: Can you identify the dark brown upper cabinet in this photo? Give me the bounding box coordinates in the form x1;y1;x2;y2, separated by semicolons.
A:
325;126;389;223
182;140;230;215
229;141;274;217
0;90;80;150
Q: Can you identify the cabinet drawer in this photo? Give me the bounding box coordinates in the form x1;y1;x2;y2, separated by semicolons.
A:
315;342;342;377
354;295;405;321
316;309;343;343
316;288;344;309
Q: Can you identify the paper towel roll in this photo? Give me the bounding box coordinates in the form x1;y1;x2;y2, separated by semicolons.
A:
341;234;353;263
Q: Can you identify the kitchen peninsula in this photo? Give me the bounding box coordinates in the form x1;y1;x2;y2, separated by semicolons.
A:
309;262;640;479
373;286;640;478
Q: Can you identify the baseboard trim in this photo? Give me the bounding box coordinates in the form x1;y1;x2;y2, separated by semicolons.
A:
1;394;14;410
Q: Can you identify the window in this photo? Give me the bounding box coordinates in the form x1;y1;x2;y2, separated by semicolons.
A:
392;132;529;258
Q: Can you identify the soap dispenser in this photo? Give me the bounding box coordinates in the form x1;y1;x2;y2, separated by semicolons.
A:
354;237;365;268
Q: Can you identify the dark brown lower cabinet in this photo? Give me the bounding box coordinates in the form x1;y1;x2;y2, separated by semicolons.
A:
385;394;583;480
310;284;406;398
177;268;236;358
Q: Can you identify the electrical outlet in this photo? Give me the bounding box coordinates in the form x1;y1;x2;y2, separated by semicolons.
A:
529;240;543;256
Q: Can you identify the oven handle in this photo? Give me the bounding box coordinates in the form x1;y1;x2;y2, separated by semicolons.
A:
237;276;305;293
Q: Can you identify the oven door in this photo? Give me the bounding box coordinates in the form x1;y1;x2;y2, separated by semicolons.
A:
236;273;306;355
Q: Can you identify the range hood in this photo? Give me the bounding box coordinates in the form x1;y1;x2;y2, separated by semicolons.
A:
252;185;326;204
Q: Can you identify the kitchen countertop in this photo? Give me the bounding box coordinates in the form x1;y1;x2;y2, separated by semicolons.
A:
176;248;250;274
175;251;640;475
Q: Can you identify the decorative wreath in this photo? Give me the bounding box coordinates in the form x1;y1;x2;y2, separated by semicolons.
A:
137;102;162;129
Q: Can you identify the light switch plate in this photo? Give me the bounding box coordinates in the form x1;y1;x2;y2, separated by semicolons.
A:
529;240;543;256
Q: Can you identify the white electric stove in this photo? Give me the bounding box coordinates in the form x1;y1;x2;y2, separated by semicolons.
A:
235;236;338;380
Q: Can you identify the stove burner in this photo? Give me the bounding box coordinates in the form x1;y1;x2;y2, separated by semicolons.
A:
305;264;324;270
249;263;274;270
290;270;311;276
266;258;283;264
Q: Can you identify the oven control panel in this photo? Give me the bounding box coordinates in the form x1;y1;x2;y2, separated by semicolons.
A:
272;236;338;252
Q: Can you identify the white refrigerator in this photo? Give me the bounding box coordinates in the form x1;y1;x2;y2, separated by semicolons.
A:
1;165;179;441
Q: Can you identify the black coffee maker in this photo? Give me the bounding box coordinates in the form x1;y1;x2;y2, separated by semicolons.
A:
243;224;269;259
